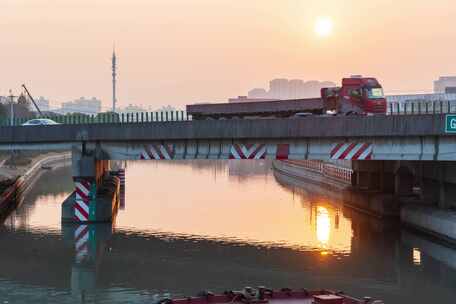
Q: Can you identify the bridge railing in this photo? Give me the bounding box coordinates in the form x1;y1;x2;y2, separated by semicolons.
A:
4;101;456;126
0;111;193;126
388;100;456;115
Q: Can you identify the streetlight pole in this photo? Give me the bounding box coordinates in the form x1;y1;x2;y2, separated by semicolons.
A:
8;90;16;126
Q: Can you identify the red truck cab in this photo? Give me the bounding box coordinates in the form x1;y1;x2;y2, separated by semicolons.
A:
322;77;387;115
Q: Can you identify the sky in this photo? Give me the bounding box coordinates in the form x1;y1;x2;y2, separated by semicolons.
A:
1;0;456;110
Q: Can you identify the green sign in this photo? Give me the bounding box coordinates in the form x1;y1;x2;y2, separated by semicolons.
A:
445;115;456;133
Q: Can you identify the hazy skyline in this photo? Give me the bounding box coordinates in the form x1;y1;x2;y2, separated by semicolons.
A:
1;0;456;109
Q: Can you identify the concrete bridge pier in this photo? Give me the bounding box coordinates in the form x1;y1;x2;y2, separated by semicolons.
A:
62;149;119;223
394;165;415;197
352;161;395;193
402;161;456;209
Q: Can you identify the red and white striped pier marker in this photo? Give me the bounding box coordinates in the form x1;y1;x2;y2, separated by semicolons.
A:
74;224;89;263
330;143;372;160
230;144;266;159
140;144;174;160
74;180;91;222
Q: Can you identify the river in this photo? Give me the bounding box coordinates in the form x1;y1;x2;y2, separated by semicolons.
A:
1;160;455;303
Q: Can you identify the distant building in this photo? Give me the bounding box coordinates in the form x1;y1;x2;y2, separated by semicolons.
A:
289;79;304;99
120;104;147;113
117;104;178;114
269;78;290;99
247;88;268;99
241;78;336;101
228;96;278;103
156;105;176;112
0;96;9;104
31;96;50;112
434;76;456;93
61;97;102;115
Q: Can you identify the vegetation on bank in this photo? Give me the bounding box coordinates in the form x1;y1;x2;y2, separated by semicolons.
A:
0;93;33;124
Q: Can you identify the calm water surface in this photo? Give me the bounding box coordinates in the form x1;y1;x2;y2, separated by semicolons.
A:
1;160;456;303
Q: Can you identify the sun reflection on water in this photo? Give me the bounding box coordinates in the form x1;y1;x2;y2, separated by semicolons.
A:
316;206;330;247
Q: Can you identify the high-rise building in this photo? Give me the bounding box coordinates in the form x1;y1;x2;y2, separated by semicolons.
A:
289;79;304;99
230;78;337;102
269;78;289;99
434;76;456;93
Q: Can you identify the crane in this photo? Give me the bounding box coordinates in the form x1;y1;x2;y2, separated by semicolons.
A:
21;84;43;116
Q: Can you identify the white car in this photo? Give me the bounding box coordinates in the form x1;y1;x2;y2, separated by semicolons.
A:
22;118;60;126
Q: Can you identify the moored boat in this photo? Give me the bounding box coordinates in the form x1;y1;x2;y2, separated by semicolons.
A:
156;287;383;304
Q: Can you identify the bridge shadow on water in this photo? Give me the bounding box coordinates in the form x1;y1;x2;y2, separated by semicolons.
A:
0;160;456;304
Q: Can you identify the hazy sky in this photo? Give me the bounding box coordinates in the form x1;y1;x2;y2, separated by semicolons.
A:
1;0;456;109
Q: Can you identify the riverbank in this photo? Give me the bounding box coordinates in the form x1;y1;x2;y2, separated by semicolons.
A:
0;151;69;179
0;152;70;218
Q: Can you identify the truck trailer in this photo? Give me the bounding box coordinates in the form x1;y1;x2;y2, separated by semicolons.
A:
187;77;387;119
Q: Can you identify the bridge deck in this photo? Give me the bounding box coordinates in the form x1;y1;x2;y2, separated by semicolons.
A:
0;115;450;144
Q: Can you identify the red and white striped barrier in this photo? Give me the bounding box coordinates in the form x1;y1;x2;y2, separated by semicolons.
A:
74;180;91;222
140;144;174;160
74;224;89;263
330;143;373;160
230;144;266;159
136;143;292;160
229;144;290;159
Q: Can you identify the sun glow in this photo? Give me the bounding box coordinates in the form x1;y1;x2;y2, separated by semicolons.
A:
314;17;333;37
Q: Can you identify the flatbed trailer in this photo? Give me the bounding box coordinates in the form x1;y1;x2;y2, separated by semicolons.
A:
187;98;325;119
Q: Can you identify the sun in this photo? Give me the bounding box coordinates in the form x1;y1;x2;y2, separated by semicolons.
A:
314;17;333;37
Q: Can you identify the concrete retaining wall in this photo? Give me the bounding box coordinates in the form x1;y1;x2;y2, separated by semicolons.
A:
273;160;399;217
0;153;70;218
401;205;456;243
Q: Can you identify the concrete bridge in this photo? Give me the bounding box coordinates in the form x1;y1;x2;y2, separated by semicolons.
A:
1;114;455;223
0;114;454;160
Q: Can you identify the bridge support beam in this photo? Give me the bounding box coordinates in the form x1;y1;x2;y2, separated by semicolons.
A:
62;149;119;223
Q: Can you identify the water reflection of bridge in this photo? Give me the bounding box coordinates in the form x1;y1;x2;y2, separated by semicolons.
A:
1;220;456;303
2;161;456;303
